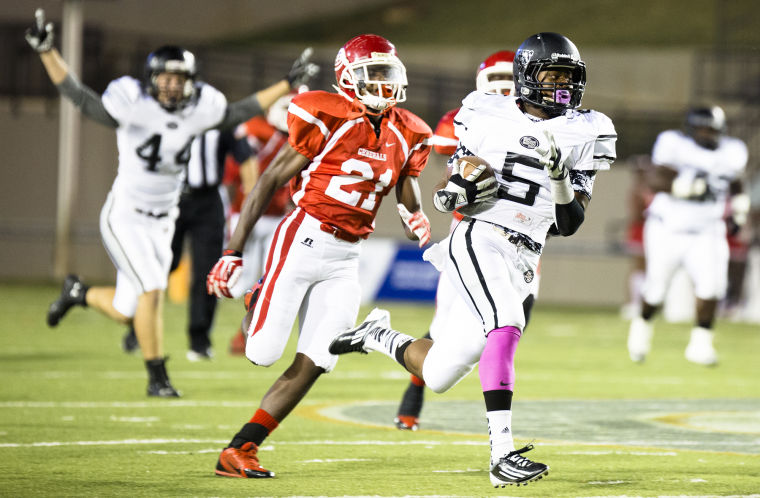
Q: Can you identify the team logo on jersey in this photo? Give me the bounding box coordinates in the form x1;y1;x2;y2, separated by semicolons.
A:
514;212;532;224
166;121;179;129
519;136;539;149
358;148;387;161
523;269;534;283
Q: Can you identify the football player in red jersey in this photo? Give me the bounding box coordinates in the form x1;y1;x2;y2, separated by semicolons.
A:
207;34;432;478
394;50;535;431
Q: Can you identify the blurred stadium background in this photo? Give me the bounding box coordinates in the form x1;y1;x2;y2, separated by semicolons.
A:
1;0;760;310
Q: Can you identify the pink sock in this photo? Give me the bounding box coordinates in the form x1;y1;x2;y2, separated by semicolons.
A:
479;326;522;391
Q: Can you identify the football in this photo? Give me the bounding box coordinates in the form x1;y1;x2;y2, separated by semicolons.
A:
456;155;494;181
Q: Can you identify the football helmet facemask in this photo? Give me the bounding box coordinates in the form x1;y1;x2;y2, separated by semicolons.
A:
334;34;407;114
144;45;197;111
685;106;725;150
476;50;516;95
514;32;586;116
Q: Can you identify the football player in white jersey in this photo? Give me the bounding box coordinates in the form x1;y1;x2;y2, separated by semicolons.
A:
330;32;616;488
627;106;749;366
27;8;318;397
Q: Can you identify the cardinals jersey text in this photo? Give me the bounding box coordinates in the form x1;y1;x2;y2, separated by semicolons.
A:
450;92;617;246
287;91;432;238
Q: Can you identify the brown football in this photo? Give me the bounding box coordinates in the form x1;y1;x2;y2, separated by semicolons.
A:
457;155;494;180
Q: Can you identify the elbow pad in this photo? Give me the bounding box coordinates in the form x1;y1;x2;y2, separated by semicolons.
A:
554;198;585;236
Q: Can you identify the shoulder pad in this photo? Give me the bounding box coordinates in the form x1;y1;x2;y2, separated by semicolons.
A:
291;91;358;120
390;107;433;136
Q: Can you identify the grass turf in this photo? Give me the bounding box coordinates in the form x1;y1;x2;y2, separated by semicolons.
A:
0;282;758;497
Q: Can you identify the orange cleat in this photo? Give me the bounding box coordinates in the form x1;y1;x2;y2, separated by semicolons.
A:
229;330;246;355
215;442;274;478
394;415;419;431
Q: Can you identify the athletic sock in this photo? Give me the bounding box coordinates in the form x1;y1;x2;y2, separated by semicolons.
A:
363;326;415;365
484;390;514;465
229;409;279;448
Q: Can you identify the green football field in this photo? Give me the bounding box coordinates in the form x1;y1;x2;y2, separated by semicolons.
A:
1;282;758;497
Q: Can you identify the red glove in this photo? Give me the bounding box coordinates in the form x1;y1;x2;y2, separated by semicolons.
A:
397;204;431;247
207;249;243;298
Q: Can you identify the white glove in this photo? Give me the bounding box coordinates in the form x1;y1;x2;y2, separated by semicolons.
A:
25;9;55;54
536;129;568;180
536;129;575;204
433;158;498;212
397;204;431;247
671;175;709;200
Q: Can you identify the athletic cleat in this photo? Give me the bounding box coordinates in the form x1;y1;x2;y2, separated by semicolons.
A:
229;331;246;355
627;316;653;363
47;275;87;327
215;442;275;478
684;327;718;366
186;348;214;362
490;444;549;487
328;308;391;355
394;415;419;431
147;379;181;398
122;327;139;354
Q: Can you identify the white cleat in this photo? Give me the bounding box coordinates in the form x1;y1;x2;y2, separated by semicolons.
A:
684;327;718;366
627;316;653;363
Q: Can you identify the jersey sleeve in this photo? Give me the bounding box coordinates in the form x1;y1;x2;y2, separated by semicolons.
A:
101;76;141;125
592;111;617;170
651;130;681;167
286;93;336;160
724;137;749;175
193;83;228;130
432;108;459;156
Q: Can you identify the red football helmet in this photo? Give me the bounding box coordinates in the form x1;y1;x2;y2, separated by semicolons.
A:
476;50;516;95
334;34;407;113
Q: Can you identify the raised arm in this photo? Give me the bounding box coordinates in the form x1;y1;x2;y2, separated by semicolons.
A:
217;48;319;129
26;9;118;128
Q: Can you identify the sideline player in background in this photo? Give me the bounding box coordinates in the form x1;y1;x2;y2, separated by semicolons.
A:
121;128;255;360
394;50;528;431
627;106;749;365
206;34;432;478
226;92;297;354
330;32;616;487
30;8;318;396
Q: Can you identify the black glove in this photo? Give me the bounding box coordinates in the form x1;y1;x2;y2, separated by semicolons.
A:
287;47;320;88
25;8;54;53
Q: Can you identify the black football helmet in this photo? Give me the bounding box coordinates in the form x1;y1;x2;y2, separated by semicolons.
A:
144;45;197;110
514;32;586;116
685;106;726;150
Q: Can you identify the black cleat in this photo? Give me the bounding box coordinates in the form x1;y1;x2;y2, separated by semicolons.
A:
147;379;181;398
145;357;181;397
328;308;390;355
47;275;87;327
122;327;139;354
490;444;549;487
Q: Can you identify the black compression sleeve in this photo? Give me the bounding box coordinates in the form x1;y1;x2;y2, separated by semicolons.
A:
56;74;118;128
554;198;585;236
217;94;264;130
